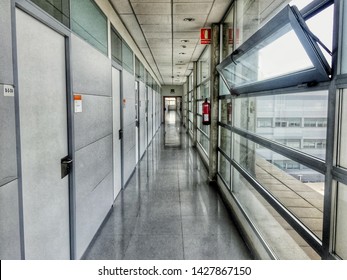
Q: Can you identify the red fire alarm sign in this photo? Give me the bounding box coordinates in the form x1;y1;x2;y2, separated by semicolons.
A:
200;28;211;44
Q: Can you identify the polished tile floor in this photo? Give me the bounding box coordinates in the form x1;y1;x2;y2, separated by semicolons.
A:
83;111;253;260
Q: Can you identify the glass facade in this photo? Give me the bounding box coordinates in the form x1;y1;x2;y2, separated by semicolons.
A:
233;92;328;161
216;0;335;259
196;47;211;157
188;73;194;137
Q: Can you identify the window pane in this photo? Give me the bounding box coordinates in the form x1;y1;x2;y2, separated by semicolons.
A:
257;118;272;128
219;80;230;96
219;98;232;125
339;90;347;168
197;130;209;156
31;0;70;27
222;4;234;59
71;0;107;55
306;5;334;65
233;133;325;240
111;28;122;64
221;26;313;90
197;115;210;136
200;46;210;82
122;42;133;73
197;82;210;100
218;152;231;189
219;126;231;157
234;91;328;160
336;181;347;259
232;165;320;259
342;1;347;74
197;101;202;115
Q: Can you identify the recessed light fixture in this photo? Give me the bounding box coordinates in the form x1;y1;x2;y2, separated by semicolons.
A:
183;17;195;22
181;39;189;43
179;52;186;55
181;45;187;48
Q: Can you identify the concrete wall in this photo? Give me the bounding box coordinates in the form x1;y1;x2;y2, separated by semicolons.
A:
0;0;21;260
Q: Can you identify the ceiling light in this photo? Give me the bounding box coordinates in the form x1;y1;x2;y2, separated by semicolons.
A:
181;45;187;48
183;17;195;22
181;39;189;43
179;52;186;55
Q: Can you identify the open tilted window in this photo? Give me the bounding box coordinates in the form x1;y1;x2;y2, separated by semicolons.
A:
217;5;331;95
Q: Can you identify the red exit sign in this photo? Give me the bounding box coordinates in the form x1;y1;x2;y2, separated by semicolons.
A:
200;28;211;44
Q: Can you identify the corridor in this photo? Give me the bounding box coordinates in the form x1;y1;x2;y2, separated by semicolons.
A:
83;111;253;260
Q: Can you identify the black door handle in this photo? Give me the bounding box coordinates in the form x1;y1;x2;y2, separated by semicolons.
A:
61;156;73;178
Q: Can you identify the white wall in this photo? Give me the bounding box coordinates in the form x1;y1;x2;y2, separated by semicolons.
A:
162;85;183;97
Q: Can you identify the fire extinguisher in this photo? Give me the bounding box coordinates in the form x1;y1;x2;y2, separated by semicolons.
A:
202;98;211;125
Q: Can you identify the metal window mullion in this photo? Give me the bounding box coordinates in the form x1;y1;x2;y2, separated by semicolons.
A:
320;0;341;260
300;0;334;20
332;166;347;185
218;147;232;163
231;126;326;174
335;73;347;88
197;127;210;139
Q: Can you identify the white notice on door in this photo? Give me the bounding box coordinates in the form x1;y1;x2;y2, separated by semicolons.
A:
74;95;82;113
3;85;14;97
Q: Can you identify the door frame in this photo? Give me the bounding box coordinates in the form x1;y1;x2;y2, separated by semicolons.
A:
135;80;140;163
111;60;124;196
11;0;75;259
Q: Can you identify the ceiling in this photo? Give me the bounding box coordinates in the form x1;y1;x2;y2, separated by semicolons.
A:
109;0;232;86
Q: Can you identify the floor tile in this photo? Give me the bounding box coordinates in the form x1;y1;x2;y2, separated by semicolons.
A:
83;112;252;260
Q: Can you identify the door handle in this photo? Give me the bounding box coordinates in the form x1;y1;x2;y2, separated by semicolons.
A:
62;158;73;164
61;156;73;178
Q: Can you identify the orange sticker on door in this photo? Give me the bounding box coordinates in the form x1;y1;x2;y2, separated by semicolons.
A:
74;94;82;113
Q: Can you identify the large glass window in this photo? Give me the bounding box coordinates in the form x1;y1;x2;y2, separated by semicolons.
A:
199;47;210;83
31;0;70;26
233;92;328;160
231;165;320;259
218;0;335;260
197;130;209;156
218;152;231;189
342;1;347;74
111;27;122;64
338;90;347;168
218;5;330;95
335;181;347;259
233;133;325;239
222;4;234;59
219;98;232;125
219;126;231;157
122;42;134;74
71;0;107;55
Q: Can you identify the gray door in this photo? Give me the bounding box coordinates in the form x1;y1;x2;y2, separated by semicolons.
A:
112;67;122;199
122;70;136;185
16;9;70;259
135;81;139;163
